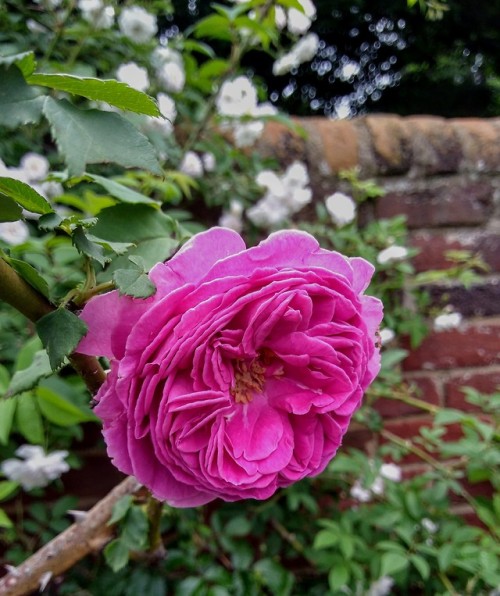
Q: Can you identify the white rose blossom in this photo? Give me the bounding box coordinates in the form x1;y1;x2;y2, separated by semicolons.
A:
380;463;402;482
377;245;409;265
367;577;395;596
179;151;204;178
1;445;69;490
350;462;401;502
78;0;114;29
116;62;150;92
216;76;258;117
157;61;186;94
421;518;439;534
325;192;357;226
19;152;49;182
0;221;30;245
433;311;463;332
233;121;265;148
273;33;320;76
118;6;157;44
202;152;216;172
379;328;396;346
143;93;177;136
350;480;372;503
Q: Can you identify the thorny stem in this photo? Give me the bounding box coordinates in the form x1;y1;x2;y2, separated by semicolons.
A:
146;496;165;556
0;477;142;596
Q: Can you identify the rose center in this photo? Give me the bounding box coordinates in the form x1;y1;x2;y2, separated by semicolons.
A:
230;358;266;405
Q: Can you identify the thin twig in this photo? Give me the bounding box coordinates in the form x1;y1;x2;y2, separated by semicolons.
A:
0;476;142;596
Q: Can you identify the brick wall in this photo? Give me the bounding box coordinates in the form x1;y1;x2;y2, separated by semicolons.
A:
257;114;500;470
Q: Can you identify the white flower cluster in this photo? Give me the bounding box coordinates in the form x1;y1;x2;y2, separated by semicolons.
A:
1;445;70;490
247;161;312;228
179;151;216;179
275;0;317;36
273;33;320;76
324;191;357;226
377;244;409;265
350;462;402;503
367;576;395;596
153;46;186;94
433;311;462;332
216;76;277;148
379;328;396;346
118;6;157;44
77;0;115;29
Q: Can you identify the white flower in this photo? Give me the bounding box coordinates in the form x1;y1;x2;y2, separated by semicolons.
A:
350;480;372;503
282;161;309;190
377;245;409;265
152;46;183;69
256;170;285;197
293;33;320;63
202;152;216;172
0;221;30;245
247;194;289;228
433;312;463;332
272;33;319;76
19;152;49;182
421;518;439;534
179;151;203;178
118;6;157;44
78;0;114;29
1;445;69;490
157;61;186;94
287;8;312;35
219;200;244;233
379;328;395;346
287;187;312;212
367;576;395;596
216;76;258;117
274;6;287;29
34;0;63;8
116;62;150;92
380;463;402;482
233;120;264;148
251;102;278;118
143;93;176;136
325;192;356;226
40;180;64;200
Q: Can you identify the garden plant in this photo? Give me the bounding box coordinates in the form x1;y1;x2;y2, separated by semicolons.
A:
0;1;498;594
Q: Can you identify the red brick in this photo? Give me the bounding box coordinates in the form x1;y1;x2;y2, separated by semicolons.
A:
258;120;306;164
302;118;360;173
451;118;500;172
373;376;441;418
411;230;500;273
445;369;500;411
427;282;500;318
361;114;413;174
402;320;500;371
376;181;493;228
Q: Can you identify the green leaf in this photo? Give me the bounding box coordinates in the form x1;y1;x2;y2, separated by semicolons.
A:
254;558;293;595
108;495;133;526
43;97;162;177
7;258;50;297
437;543;455;572
104;538;130;572
0;177;52;215
193;15;233;40
0;51;37;77
313;530;338;549
122;507;149;549
36;309;88;371
0;196;23;222
225;516;252;537
15;393;45;444
90;203;179;271
72;226;108;266
113;268;156;298
7;350;52;397
0;509;13;529
28;74;159;116
36;385;96;426
410;554;430;580
0;399;16;444
328;563;350;592
87;174;157;205
380;552;409;576
0;65;44;128
0;481;19;502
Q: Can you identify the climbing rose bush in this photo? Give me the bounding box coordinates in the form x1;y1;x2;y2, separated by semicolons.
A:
77;228;383;506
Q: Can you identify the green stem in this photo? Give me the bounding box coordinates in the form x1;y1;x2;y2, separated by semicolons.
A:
146;496;165;555
370;386;440;415
0;256;107;395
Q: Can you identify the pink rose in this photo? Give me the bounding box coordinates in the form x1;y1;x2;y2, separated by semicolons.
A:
78;228;383;507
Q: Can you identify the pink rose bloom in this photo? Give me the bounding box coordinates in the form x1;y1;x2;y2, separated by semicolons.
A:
78;228;383;507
